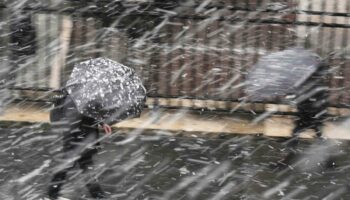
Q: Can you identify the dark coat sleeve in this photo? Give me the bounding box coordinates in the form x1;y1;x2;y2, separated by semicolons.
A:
50;95;100;152
294;62;329;116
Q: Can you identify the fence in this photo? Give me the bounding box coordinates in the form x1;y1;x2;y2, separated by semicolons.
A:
1;0;350;110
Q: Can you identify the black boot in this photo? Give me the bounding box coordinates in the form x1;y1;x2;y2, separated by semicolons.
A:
48;183;62;199
271;137;299;170
48;171;67;199
87;183;107;199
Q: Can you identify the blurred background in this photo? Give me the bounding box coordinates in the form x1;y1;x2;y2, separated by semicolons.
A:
2;0;349;110
2;1;350;199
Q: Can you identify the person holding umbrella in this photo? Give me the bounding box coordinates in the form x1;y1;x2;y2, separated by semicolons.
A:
245;47;329;166
48;57;146;199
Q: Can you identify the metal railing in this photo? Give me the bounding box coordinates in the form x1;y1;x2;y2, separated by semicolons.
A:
1;0;350;109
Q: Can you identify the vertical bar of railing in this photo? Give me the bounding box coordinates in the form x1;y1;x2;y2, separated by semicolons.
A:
190;16;197;103
144;21;153;101
252;5;261;110
256;0;262;8
178;19;185;107
221;23;230;105
342;0;350;105
28;10;38;75
330;1;337;51
304;0;312;49
222;1;233;109
213;20;222;104
179;18;187;100
203;20;209;102
0;8;10;88
7;1;350;109
291;0;298;47
57;14;63;88
36;13;46;89
36;12;44;88
94;18;101;58
0;8;4;65
32;12;38;88
228;4;237;105
101;22;109;58
82;17;88;60
169;18;178;99
71;16;78;73
240;0;249;102
166;20;173;104
86;17;95;59
279;24;286;50
95;17;104;58
76;17;84;63
157;21;166;99
224;19;233;104
141;44;149;102
316;0;328;110
253;5;261;64
265;7;276;102
63;16;76;84
317;0;326;55
196;18;206;101
23;12;32;88
151;26;160;108
329;1;338;106
14;13;24;88
61;15;72;87
253;23;260;60
338;0;349;106
45;14;53;88
8;13;17;88
209;20;222;103
73;16;80;68
254;0;262;65
267;24;273;51
123;24;129;65
51;13;63;89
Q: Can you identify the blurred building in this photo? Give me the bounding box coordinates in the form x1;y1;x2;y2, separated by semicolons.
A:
0;0;349;107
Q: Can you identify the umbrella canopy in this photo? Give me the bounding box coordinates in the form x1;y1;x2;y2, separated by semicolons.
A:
66;57;146;124
245;48;321;102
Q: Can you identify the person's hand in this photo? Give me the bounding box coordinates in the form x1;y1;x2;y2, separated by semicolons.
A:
102;123;112;135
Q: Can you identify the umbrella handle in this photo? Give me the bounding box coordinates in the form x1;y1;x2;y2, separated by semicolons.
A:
102;124;112;135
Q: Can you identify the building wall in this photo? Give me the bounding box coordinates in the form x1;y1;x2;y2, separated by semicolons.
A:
2;0;349;107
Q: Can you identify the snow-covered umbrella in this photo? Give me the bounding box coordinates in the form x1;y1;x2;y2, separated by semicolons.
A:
66;57;147;124
245;47;322;102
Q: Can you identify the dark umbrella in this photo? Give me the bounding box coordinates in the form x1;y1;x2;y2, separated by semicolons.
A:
66;57;146;124
245;47;321;102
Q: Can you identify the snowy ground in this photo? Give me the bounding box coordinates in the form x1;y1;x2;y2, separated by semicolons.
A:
0;124;350;200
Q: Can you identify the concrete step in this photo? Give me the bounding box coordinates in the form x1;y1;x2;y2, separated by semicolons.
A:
0;104;349;140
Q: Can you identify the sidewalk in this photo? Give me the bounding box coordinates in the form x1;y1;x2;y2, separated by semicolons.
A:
0;104;349;140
